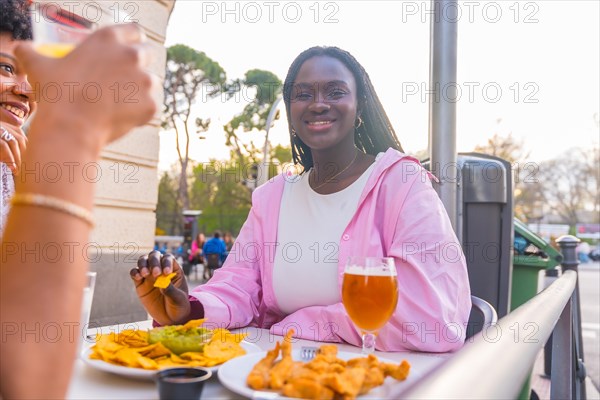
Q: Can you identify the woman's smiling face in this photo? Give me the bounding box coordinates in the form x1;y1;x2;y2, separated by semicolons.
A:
0;32;35;128
289;55;358;152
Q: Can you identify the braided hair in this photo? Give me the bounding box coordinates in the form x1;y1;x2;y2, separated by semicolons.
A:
0;0;32;40
283;46;403;170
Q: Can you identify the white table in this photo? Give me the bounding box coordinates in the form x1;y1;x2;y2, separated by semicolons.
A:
67;322;449;399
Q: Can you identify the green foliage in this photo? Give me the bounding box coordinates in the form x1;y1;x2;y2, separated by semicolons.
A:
223;69;283;163
182;143;292;235
167;45;226;82
271;144;293;164
163;44;226;129
189;160;254;235
156;172;182;235
244;69;281;105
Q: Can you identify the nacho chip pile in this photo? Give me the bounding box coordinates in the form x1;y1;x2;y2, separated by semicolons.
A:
247;330;410;400
89;319;247;370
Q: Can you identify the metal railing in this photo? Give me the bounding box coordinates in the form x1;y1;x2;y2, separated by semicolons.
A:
398;270;578;399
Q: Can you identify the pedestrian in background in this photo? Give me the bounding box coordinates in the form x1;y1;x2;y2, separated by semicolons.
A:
202;231;226;280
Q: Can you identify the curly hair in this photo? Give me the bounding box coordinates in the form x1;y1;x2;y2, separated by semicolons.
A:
283;46;404;170
0;0;32;40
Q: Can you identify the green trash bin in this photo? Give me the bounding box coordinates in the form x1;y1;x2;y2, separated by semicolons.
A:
512;218;563;310
512;218;563;400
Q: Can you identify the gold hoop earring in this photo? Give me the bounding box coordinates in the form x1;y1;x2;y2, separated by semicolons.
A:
291;128;297;137
355;116;364;129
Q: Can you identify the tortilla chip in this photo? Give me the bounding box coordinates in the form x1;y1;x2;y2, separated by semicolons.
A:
118;331;149;347
203;339;247;364
140;342;172;359
176;319;206;331
137;356;159;370
114;348;146;368
156;357;194;368
153;272;177;289
94;338;124;353
211;328;248;344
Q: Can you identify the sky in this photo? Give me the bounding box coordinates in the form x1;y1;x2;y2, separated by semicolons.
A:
158;0;599;172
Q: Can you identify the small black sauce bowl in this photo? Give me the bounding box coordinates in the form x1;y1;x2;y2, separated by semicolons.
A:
155;367;212;400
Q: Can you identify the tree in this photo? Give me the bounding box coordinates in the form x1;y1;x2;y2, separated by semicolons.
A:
270;143;293;165
155;172;182;235
580;146;600;221
189;156;253;235
223;69;282;175
162;44;226;211
186;141;293;236
538;147;599;226
472;129;535;221
473;131;530;163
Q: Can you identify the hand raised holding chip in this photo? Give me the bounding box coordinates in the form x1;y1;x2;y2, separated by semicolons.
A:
130;251;191;325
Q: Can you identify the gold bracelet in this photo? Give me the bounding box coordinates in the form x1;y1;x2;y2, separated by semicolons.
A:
10;193;96;228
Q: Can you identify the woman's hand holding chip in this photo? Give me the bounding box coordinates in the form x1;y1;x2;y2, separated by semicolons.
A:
130;251;191;325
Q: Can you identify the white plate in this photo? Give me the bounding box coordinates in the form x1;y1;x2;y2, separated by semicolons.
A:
81;341;262;381
218;349;414;399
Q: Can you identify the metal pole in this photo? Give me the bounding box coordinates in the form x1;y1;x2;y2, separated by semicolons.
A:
256;96;283;188
551;295;574;400
556;235;587;400
544;266;561;377
428;0;458;230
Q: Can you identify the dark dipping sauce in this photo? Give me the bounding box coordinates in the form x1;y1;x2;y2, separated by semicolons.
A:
155;367;212;400
163;375;205;383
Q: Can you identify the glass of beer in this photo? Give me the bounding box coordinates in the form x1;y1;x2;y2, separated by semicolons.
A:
30;2;96;58
342;256;398;354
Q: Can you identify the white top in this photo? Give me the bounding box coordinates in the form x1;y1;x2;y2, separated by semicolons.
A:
0;163;15;236
272;160;377;314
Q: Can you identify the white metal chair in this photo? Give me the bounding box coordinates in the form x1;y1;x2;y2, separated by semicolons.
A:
467;295;498;339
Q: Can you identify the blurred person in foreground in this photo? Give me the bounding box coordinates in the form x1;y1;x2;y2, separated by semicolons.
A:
132;46;471;353
0;15;156;400
0;0;35;235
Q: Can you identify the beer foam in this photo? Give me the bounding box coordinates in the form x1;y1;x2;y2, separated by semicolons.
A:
345;265;397;276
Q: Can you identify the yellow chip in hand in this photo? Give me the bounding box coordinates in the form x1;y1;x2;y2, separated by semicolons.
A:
154;272;177;289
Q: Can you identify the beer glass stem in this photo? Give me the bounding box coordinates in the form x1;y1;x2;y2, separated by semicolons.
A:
361;332;376;354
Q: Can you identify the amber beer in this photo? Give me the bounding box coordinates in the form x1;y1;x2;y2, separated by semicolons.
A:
342;269;399;332
31;2;94;58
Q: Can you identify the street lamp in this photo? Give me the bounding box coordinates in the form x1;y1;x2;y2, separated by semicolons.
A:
182;209;202;246
256;95;283;188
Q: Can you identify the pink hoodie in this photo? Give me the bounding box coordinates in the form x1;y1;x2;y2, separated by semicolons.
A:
190;149;471;352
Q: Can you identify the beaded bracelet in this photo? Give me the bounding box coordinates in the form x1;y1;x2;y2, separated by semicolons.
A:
11;193;95;228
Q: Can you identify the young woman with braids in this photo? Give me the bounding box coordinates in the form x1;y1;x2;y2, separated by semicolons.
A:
132;47;471;352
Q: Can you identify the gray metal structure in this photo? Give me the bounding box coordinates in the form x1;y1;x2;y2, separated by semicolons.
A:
423;153;514;319
428;0;458;231
458;153;514;318
556;235;587;399
469;295;498;332
257;96;283;188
